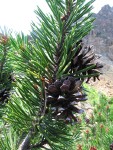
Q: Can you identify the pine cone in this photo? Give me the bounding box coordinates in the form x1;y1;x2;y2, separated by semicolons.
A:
0;73;14;104
46;76;87;124
110;142;113;150
0;88;9;103
71;40;103;82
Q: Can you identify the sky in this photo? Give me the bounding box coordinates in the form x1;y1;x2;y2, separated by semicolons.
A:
0;0;113;34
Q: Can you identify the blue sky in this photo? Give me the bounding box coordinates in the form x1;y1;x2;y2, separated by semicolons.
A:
0;0;113;34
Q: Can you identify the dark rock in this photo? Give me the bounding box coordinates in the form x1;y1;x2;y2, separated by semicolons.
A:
84;4;113;79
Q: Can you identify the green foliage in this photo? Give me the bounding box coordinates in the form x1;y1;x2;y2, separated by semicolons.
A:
0;126;18;150
0;31;13;104
31;0;95;80
74;86;113;150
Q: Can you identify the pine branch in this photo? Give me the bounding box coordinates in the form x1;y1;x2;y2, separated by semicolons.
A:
29;138;47;149
41;78;47;116
53;31;66;80
18;125;47;150
53;3;72;80
1;1;102;150
0;45;7;78
18;131;32;150
0;35;9;74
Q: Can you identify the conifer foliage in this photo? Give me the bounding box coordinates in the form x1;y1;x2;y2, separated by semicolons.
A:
0;0;102;149
0;33;13;104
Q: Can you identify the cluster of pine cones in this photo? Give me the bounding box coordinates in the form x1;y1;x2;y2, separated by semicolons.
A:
46;41;103;124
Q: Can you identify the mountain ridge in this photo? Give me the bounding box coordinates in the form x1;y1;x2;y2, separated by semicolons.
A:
85;4;113;97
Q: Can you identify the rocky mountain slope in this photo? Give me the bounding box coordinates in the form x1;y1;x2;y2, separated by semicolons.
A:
85;5;113;97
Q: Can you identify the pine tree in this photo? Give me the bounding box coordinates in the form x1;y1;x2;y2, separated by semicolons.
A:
0;0;103;149
0;31;13;105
